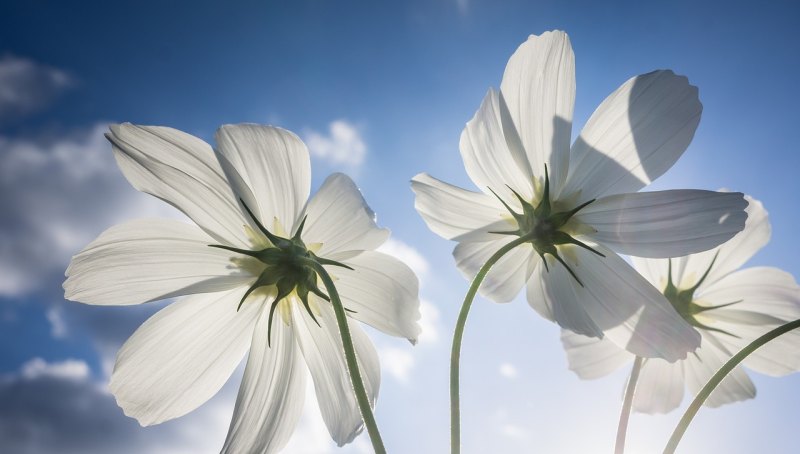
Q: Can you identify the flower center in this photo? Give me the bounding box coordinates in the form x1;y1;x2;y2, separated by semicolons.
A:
662;253;741;337
210;200;352;345
491;165;603;286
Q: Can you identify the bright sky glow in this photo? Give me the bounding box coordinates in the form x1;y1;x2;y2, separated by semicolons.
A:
1;1;799;453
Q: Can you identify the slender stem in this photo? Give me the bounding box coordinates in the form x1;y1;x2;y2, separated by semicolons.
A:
450;235;532;454
663;318;800;454
308;260;386;454
615;356;643;454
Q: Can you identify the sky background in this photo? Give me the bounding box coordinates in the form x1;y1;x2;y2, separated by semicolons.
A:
1;0;799;453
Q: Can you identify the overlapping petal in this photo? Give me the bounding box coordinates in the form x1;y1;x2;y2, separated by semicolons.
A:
633;358;685;414
303;173;389;257
684;334;755;408
110;287;267;426
107;123;248;246
665;195;769;289
459;88;534;201
500;30;575;191
575;189;747;258
561;70;702;201
544;244;700;361
560;329;630;380
222;305;305;454
215;124;311;234
454;236;534;303
411;173;509;241
64;219;252;306
292;302;380;446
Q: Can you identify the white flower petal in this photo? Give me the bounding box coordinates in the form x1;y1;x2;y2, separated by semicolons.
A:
500;30;574;192
575;190;748;258
110;287;266;425
459;88;535;200
303;173;389;256
684;334;755;408
540;260;601;337
545;244;700;361
526;260;554;321
64;219;252;306
222;303;305;454
561;70;702;201
215;124;311;234
669;195;770;289
292;302;380;446
108;124;248;245
454;237;533;303
632;358;685;414
330;251;421;343
560;329;631;379
411;173;508;241
630;255;669;290
699;267;800;376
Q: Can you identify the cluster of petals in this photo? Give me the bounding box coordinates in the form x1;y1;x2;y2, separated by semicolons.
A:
64;123;421;452
412;30;748;361
562;195;800;413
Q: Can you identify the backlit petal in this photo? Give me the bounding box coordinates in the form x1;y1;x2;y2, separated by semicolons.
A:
110;287;266;425
221;304;305;454
576;190;747;258
562;70;701;201
64;219;252;306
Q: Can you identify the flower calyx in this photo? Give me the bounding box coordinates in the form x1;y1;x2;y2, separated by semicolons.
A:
210;200;352;345
663;254;741;338
489;165;603;286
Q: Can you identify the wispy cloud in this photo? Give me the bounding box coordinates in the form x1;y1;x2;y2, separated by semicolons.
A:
0;124;174;297
0;55;72;124
304;120;366;168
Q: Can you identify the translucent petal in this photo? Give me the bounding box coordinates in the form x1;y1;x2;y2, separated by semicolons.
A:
108;123;248;245
215;124;311;234
561;70;701;201
303;173;389;256
576;190;747;258
64;219;252;306
222;305;305;454
110;287;266;425
500;30;575;193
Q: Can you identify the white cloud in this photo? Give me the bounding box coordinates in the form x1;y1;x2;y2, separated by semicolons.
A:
499;363;518;379
304;120;366;167
19;358;89;382
0;123;175;297
379;346;415;384
0;55;71;123
377;238;430;279
46;306;68;339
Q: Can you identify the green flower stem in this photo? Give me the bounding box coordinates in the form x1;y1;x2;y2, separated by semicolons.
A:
307;260;387;454
663;318;800;454
450;235;533;454
615;356;643;454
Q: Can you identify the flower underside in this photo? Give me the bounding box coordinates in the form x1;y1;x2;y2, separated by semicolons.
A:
490;165;603;287
210;200;352;346
663;253;741;338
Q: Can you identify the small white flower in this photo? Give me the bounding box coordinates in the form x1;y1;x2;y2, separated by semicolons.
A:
562;196;800;413
412;30;748;361
64;123;421;452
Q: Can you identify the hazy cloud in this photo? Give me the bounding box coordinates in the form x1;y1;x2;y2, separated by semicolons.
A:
304;120;366;168
0;55;72;124
0;123;174;297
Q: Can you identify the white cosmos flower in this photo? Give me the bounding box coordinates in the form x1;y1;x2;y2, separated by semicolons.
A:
411;30;748;361
562;195;800;413
64;123;421;452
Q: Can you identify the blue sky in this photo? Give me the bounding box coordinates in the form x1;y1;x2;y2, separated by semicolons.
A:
1;0;799;452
